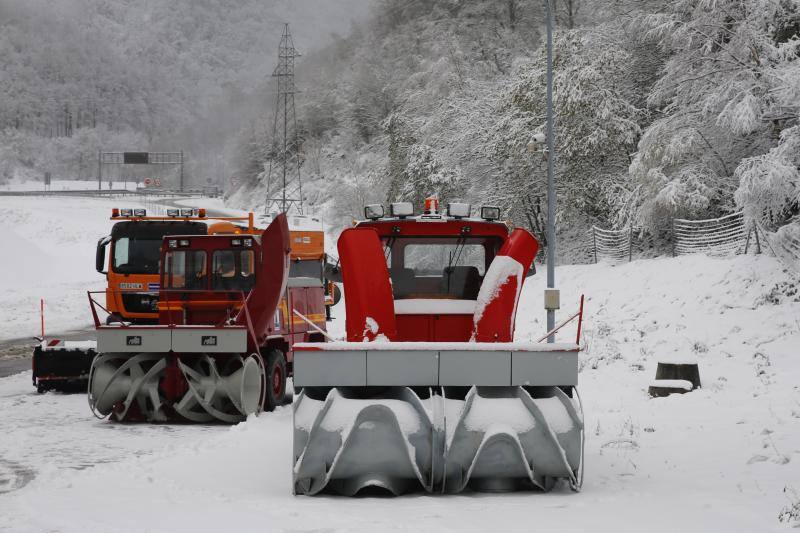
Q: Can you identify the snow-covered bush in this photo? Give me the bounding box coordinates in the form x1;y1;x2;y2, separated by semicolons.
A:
735;126;800;229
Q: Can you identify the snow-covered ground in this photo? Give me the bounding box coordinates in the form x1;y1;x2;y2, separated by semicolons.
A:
0;196;149;339
1;246;798;531
0;179;141;192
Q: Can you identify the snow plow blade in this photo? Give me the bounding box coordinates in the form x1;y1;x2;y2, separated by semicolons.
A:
33;341;97;393
292;342;584;495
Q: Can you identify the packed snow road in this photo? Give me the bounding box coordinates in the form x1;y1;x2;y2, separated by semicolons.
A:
1;252;798;532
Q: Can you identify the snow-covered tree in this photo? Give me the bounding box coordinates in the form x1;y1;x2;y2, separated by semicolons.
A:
629;0;800;234
735;125;800;228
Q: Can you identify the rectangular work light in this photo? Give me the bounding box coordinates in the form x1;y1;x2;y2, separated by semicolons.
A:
447;202;471;219
389;202;413;218
364;204;384;220
480;206;501;221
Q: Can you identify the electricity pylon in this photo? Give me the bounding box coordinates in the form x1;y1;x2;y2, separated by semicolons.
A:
265;23;303;214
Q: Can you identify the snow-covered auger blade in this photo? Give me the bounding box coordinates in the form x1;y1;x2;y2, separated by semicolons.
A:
86;212;330;423
293;199;585;495
294;387;438;495
443;385;583;492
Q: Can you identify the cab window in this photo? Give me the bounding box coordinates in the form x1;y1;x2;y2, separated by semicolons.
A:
211;250;255;292
165;250;207;289
384;237;498;300
112;236;163;274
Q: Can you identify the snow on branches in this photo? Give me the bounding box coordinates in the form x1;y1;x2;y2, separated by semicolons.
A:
629;0;800;235
735;125;800;228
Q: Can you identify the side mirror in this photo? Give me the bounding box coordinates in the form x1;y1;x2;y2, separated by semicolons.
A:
526;262;537;278
96;236;110;274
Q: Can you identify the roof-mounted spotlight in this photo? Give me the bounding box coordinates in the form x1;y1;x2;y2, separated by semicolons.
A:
364;204;385;220
480;206;501;221
389;202;413;218
447;202;471;219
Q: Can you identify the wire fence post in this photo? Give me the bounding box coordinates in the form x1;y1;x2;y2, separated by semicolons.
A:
754;222;762;254
671;219;676;257
592;227;598;264
744;224;752;254
628;225;633;262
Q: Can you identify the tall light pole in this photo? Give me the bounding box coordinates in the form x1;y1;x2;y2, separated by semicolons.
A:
544;0;558;343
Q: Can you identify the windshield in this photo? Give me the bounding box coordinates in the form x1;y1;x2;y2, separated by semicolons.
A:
384;237;499;300
164;250;207;290
110;221;206;275
113;237;162;274
211;250;255;292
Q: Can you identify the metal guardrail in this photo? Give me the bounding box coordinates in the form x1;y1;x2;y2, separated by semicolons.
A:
0;188;205;198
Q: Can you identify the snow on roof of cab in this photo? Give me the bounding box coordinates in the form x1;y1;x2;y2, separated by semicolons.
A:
258;213;324;231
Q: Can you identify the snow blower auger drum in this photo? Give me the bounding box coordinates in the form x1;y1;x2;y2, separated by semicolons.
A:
89;352;264;422
87;212;326;423
292;200;585;495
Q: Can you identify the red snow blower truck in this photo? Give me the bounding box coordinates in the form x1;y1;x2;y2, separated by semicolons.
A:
86;213;327;422
292;198;585;495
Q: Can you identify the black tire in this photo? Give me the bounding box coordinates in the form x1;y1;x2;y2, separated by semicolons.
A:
264;350;287;412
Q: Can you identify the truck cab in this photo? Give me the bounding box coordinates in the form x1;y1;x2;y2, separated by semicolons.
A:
353;199;516;341
95;208;255;323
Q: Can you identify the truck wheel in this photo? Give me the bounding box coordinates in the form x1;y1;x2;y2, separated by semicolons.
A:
264;350;287;412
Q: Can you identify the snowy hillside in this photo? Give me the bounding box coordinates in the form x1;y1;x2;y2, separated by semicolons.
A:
0;196;148;339
1;252;798;532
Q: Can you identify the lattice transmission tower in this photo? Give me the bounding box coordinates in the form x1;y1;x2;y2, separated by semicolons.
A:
265;23;303;214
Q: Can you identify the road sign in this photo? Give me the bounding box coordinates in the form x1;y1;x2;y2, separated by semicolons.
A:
123;152;149;164
144;178;152;186
154;178;162;187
